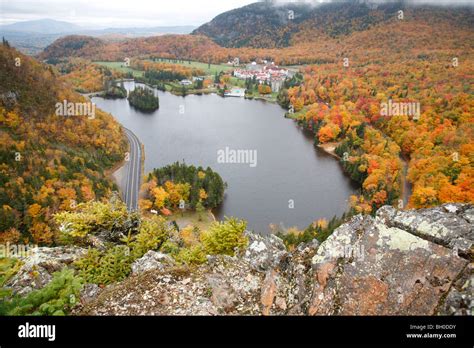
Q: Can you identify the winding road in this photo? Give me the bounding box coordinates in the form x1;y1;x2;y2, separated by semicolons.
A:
81;92;142;211
123;128;142;211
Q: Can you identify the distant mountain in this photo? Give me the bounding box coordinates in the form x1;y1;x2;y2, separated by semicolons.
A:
192;1;474;48
0;19;82;34
0;19;197;55
38;0;474;64
92;26;197;36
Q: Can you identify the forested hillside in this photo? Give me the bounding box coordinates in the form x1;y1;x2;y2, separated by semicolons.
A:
10;0;474;241
39;3;474;66
193;1;473;48
0;42;126;245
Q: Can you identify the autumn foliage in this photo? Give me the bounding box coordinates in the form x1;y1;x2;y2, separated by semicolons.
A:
0;45;126;244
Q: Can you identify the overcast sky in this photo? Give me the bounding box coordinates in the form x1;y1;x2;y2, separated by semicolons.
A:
0;0;257;27
0;0;472;27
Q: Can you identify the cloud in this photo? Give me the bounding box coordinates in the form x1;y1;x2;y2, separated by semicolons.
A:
264;0;474;6
1;0;472;27
0;0;256;27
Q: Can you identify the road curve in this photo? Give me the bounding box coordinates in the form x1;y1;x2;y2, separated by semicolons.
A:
123;128;142;212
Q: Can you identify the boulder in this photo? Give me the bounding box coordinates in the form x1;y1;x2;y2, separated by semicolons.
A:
309;214;469;315
79;283;102;305
5;246;87;296
260;269;278;315
438;262;473;316
243;231;288;272
207;274;238;313
377;204;473;258
131;250;175;275
80;255;264;316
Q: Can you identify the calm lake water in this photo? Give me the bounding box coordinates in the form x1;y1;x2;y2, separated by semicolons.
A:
93;81;358;232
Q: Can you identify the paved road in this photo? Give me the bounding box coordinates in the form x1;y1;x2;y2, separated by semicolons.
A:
123;128;142;211
400;155;412;207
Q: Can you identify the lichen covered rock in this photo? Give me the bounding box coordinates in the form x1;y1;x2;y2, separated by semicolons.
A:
4;246;87;296
131;250;175;275
309;212;469;315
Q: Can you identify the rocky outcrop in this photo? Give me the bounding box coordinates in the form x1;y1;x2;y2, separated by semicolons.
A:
377;204;473;258
4;246;87;296
242;231;288;272
308;213;468;315
79;204;471;316
6;205;472;316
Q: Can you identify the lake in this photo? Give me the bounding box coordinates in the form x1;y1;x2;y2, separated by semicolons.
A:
93;81;358;232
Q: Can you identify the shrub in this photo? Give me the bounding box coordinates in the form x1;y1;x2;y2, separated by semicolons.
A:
179;225;200;247
201;217;248;256
0;258;22;287
160;240;180;256
74;245;132;285
175;244;207;265
54;199;137;242
129;216;171;259
74;215;173;285
0;268;83;316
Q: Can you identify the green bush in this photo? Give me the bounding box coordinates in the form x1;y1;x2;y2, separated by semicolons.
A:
0;268;83;316
160;240;180;256
201;217;248;256
129;216;170;259
74;245;132;285
175;244;207;265
0;258;22;286
73;214;174;285
54;199;137;241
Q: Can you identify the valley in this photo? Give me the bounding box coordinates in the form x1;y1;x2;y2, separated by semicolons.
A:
93;81;357;231
0;0;472;321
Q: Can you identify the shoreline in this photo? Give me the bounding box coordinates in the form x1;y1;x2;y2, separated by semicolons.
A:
95;82;352;228
317;142;341;159
127;79;279;103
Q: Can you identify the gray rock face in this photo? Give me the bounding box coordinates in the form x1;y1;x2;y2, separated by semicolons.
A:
207;273;239;313
243;231;288;272
377;204;473;258
438;262;473;316
79;283;102;305
131;250;175;275
309;214;468;315
5;246;87;296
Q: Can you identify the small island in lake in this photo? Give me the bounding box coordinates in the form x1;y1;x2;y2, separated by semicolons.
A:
102;80;127;99
128;86;160;112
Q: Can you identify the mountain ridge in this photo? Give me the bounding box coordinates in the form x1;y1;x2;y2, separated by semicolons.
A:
0;19;197;55
192;1;474;48
0;19;82;34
